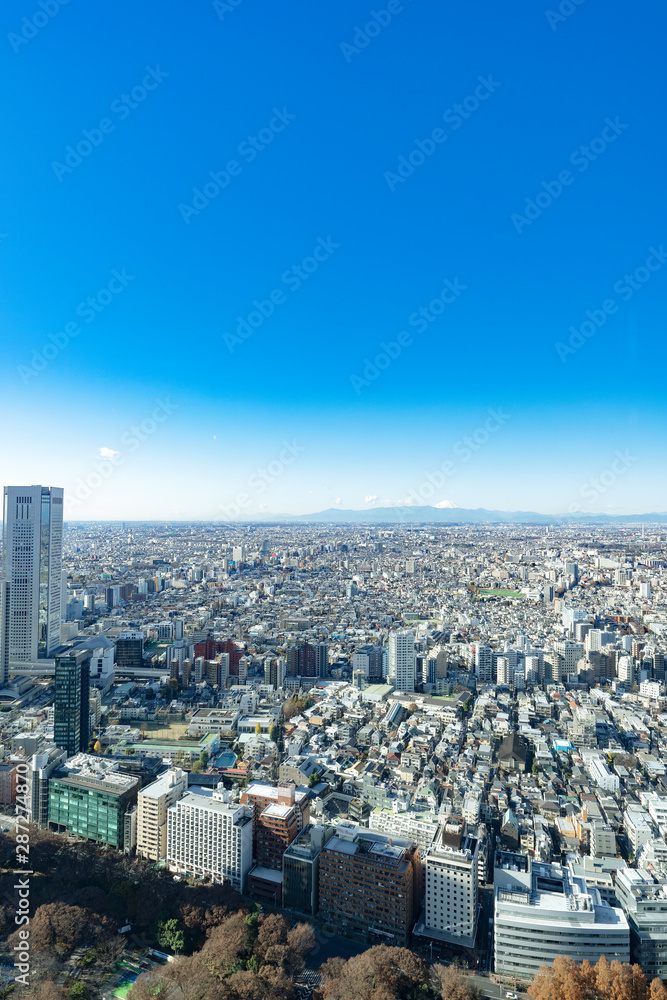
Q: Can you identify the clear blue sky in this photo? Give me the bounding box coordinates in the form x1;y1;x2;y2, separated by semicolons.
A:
1;0;664;519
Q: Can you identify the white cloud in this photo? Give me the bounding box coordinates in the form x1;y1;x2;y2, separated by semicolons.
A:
364;495;378;504
98;446;119;459
333;497;342;505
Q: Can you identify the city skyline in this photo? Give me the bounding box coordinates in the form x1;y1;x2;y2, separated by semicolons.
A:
1;2;664;519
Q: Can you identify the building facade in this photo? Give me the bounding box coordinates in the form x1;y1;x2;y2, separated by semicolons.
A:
54;649;91;755
2;485;63;665
416;817;479;948
137;767;188;861
318;821;421;946
494;857;629;980
388;630;416;693
616;868;667;981
48;753;139;849
166;786;253;892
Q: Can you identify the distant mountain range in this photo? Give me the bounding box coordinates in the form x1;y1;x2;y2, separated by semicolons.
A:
257;506;667;525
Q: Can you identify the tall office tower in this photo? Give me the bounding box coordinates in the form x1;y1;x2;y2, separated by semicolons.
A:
315;642;329;678
388;630;416;692
54;649;90;755
60;569;68;620
474;644;493;684
0;580;9;686
174;619;184;640
2;486;63;664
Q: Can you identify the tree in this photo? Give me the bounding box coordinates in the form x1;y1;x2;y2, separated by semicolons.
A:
432;964;482;1000
650;979;667;1000
156;917;185;953
199;750;209;768
255;721;262;735
93;740;102;754
528;955;650;1000
269;722;277;743
320;945;427;1000
308;771;320;788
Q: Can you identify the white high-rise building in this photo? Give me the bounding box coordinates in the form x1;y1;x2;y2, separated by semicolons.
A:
416;817;479;948
524;655;540;685
388;630;415;692
2;486;63;665
167;785;253;891
496;656;510;686
618;655;634;684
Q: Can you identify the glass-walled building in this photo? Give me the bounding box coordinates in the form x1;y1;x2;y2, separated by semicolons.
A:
48;753;139;849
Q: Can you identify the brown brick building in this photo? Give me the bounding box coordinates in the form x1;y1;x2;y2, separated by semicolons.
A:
318;821;421;945
240;782;309;869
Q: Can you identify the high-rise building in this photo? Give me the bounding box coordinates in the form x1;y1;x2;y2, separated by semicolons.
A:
282;823;335;915
240;782;310;863
48;753;139;849
137;768;188;861
54;649;91;755
27;744;67;826
553;641;585;680
352;645;387;681
286;642;317;678
318;821;421;946
415;817;479;949
615;868;667;981
2;485;63;664
315;642;329;678
0;580;9;686
388;630;415;692
166;786;253;891
474;644;493;684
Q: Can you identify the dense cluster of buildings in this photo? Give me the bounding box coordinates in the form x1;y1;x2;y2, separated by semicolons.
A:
4;486;667;980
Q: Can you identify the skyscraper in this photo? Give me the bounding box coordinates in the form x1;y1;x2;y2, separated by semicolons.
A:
54;649;90;755
2;486;63;665
0;580;9;686
388;629;415;692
